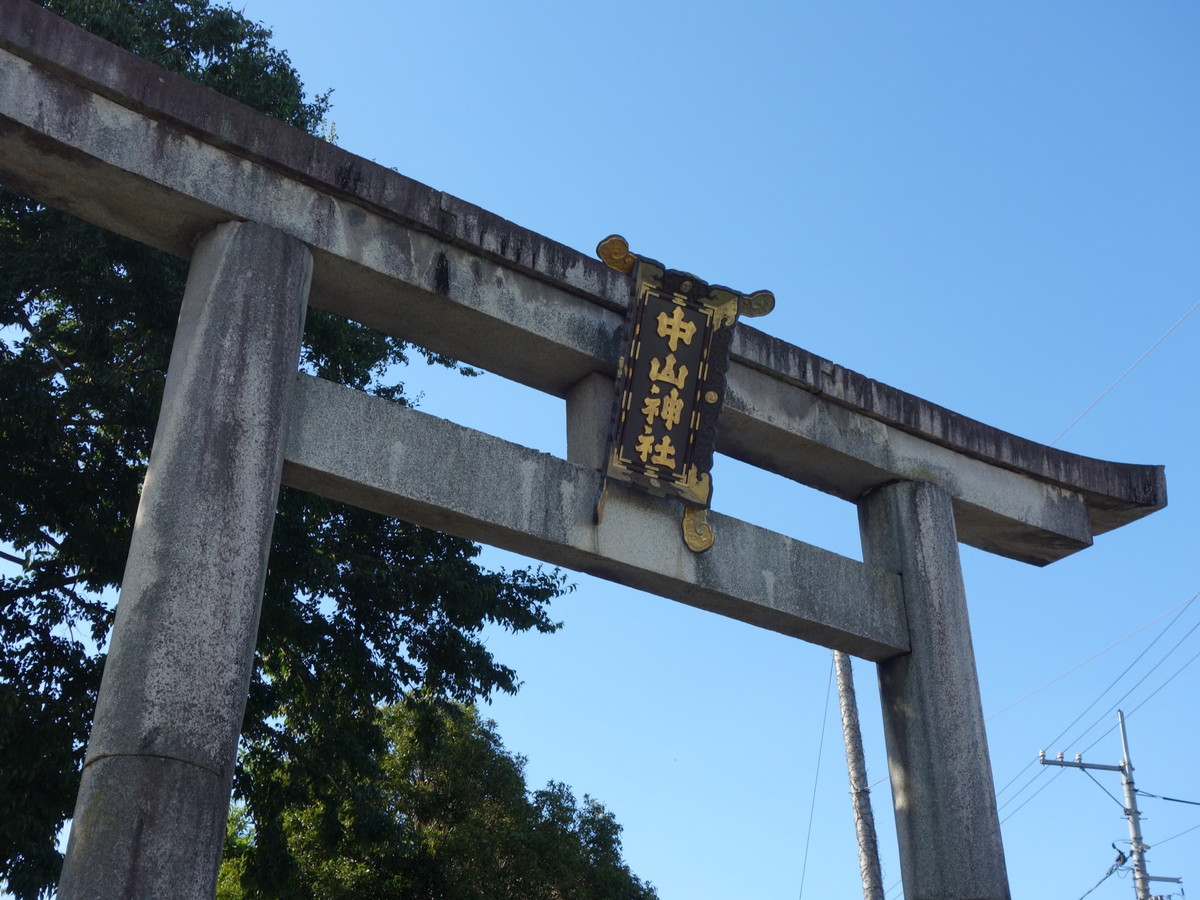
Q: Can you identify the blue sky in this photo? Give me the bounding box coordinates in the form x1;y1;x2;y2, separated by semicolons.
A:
229;2;1196;897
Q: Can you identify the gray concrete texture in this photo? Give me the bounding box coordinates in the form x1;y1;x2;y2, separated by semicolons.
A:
284;374;908;660
0;0;1165;566
861;481;1010;900
57;222;311;899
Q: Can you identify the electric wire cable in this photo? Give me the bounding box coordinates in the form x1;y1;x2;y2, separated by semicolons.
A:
1076;863;1120;900
1123;644;1200;720
1051;297;1200;446
997;588;1200;842
1056;600;1197;752
995;756;1039;803
997;765;1048;812
992;593;1198;810
1136;789;1200;807
1079;643;1200;756
1000;768;1064;825
1081;766;1125;810
987;594;1197;722
1078;633;1200;755
1155;821;1200;846
797;656;835;900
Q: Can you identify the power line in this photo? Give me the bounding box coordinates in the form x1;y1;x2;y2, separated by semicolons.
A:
988;594;1198;722
993;593;1200;837
1001;768;1064;824
1076;863;1121;900
1056;598;1198;752
1078;645;1200;757
1077;628;1200;754
1137;789;1200;808
1156;821;1200;847
996;757;1040;803
998;764;1048;812
798;656;835;900
1124;645;1200;720
1082;767;1125;810
1051;298;1200;446
994;594;1198;809
990;589;1199;839
1039;712;1184;899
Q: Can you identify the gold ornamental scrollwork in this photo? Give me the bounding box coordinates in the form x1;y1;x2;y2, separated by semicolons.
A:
682;506;715;553
594;234;776;553
596;234;637;274
740;289;776;318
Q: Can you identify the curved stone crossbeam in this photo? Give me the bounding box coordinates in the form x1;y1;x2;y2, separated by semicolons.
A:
0;0;1165;568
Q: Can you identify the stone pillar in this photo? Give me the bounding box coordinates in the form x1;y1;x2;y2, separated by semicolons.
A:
58;221;311;899
565;371;613;471
858;481;1010;900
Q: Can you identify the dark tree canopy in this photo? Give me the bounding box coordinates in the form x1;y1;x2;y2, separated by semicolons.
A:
218;699;658;900
0;2;570;897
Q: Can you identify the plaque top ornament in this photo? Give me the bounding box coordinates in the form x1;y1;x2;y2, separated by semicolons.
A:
594;235;776;552
597;235;776;320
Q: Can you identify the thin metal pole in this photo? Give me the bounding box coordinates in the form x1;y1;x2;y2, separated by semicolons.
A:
1117;710;1150;900
834;650;885;900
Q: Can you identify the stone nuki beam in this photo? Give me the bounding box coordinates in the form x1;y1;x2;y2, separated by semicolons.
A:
0;0;1166;566
283;375;908;661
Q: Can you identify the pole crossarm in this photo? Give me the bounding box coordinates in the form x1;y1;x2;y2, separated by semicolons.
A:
0;0;1166;568
1039;759;1124;773
283;375;909;661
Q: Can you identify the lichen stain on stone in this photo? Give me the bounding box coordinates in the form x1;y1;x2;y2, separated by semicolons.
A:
433;252;450;296
335;162;363;194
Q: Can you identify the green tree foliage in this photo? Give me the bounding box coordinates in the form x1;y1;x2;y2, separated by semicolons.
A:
0;3;565;897
217;698;658;900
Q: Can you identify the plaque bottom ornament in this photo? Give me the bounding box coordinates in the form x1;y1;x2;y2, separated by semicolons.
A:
682;506;714;553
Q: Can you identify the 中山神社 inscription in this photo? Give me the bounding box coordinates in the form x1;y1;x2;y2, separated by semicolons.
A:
595;234;775;551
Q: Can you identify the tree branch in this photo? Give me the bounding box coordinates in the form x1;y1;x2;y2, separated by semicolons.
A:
0;572;83;603
35;530;63;551
12;306;74;375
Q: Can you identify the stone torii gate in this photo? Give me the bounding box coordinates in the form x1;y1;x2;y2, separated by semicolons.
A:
0;3;1167;898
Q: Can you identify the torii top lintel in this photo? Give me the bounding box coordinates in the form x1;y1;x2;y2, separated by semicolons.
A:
0;0;1165;568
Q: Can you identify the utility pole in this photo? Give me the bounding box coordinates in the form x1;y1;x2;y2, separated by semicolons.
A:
834;650;885;900
1118;710;1151;900
1039;710;1182;900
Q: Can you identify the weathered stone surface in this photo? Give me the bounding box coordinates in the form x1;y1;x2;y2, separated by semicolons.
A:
860;481;1010;900
57;755;232;900
731;326;1167;540
565;371;614;471
58;221;311;899
723;361;1098;565
0;0;1166;566
283;375;908;661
